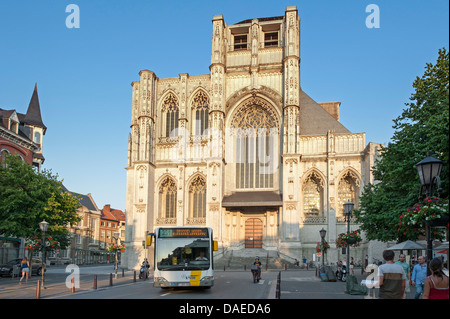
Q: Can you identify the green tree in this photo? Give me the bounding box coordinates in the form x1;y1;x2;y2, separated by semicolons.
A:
354;48;449;242
0;154;81;247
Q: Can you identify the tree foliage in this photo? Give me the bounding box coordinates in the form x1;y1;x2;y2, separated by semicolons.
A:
0;154;81;248
354;48;449;242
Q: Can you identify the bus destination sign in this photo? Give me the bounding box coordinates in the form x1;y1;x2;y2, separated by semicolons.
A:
159;228;209;238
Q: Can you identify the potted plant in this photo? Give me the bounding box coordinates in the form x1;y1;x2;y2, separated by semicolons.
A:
336;230;362;248
316;241;330;254
106;243;126;253
25;236;60;251
398;197;448;240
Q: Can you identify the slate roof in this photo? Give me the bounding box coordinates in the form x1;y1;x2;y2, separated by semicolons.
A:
61;184;99;212
299;90;351;136
0;84;47;134
234;16;284;25
22;84;47;132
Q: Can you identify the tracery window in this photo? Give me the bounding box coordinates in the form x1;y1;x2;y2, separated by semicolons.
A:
159;177;177;219
302;172;324;216
163;93;179;137
337;171;360;217
232;101;279;189
192;91;209;136
189;175;206;219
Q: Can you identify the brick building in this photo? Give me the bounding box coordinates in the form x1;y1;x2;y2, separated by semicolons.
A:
0;84;46;170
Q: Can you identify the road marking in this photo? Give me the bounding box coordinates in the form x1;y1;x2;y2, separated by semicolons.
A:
287;277;320;282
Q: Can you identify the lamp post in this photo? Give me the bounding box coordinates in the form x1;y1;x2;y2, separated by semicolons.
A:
112;232;120;279
319;228;327;271
416;153;443;267
343;201;354;272
39;220;49;288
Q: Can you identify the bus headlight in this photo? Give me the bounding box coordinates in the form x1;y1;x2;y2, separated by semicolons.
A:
200;276;214;286
154;277;169;287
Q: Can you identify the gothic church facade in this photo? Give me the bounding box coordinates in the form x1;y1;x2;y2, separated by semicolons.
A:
123;6;381;269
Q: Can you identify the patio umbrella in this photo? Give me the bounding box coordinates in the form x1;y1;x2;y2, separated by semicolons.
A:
387;240;426;250
433;241;448;251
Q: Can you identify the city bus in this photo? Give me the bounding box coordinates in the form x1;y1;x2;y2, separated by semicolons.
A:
147;227;218;289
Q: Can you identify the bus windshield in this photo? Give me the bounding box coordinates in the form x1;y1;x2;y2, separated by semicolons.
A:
156;238;211;271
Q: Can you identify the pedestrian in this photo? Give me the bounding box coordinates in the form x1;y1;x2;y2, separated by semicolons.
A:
378;250;405;299
422;258;449;299
19;257;29;284
350;257;355;275
411;255;427;299
442;262;448;277
395;254;411;299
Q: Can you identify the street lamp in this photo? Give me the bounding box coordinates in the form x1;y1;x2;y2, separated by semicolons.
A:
319;228;327;271
112;232;120;279
39;220;49;288
416;153;443;267
416;154;443;198
343;201;354;273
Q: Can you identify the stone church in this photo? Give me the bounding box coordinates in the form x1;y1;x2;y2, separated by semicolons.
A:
123;6;382;270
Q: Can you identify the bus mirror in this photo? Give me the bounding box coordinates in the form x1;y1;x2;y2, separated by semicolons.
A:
146;234;152;246
213;241;218;251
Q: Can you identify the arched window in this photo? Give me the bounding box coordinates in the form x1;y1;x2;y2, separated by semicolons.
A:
163;93;179;137
159;177;177;219
1;149;10;167
189;175;206;219
192;91;209;136
302;172;324;217
232;100;279;189
337;171;360;217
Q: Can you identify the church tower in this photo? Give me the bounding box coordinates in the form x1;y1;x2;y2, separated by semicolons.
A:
124;70;157;269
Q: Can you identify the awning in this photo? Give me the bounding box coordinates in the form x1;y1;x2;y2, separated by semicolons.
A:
222;191;282;207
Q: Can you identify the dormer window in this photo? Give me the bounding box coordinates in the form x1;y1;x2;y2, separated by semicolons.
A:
264;31;278;47
10;121;18;134
234;34;248;51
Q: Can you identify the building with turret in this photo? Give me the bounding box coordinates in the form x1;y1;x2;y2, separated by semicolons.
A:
0;84;46;170
123;6;382;270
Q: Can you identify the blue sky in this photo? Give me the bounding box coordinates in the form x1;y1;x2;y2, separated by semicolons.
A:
0;0;448;211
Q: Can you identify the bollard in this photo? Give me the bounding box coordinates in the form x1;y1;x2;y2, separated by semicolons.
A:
36;280;41;299
71;277;75;293
224;265;226;271
275;272;281;299
93;275;97;290
284;264;287;271
244;265;246;271
122;269;125;278
134;270;136;282
110;273;113;286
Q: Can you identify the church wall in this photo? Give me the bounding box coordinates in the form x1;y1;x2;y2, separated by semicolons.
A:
124;6;382;269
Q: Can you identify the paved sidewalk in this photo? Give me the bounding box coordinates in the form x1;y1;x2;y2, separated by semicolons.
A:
277;267;418;299
0;266;420;299
0;266;144;299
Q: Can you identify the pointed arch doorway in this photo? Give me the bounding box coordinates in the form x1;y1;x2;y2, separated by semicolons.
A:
245;218;263;248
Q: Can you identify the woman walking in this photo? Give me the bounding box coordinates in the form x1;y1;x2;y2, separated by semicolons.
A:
19;257;30;284
422;258;449;299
